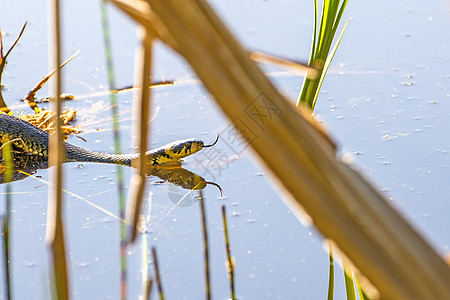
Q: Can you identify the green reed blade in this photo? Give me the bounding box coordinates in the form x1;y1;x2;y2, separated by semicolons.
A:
343;263;356;300
312;17;351;109
100;1;127;299
297;0;350;110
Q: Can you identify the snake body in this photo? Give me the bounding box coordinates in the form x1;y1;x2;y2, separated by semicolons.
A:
0;113;205;166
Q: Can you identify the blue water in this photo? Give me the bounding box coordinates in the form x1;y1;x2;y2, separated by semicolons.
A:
0;0;449;299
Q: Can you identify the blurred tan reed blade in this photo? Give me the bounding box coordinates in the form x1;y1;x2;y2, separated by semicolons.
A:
250;51;318;78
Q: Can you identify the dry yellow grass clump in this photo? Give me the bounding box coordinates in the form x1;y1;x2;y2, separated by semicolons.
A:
19;109;80;137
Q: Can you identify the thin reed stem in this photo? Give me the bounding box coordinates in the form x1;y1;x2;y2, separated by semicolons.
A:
0;22;28;112
198;190;211;300
100;1;127;298
221;205;235;300
46;0;69;298
126;26;153;244
143;278;153;300
151;247;165;300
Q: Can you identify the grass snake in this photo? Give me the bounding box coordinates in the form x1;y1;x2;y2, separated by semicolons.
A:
0;113;213;166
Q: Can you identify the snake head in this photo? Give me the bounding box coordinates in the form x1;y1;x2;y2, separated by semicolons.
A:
145;136;217;166
167;138;204;160
143;138;205;166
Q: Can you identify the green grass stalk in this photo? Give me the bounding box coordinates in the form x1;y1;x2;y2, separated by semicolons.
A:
141;193;152;299
221;205;235;300
298;2;358;298
1;139;13;300
327;241;334;300
297;0;349;110
343;261;357;300
100;1;127;298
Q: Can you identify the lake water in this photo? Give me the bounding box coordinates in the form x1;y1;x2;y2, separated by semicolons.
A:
0;0;449;299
